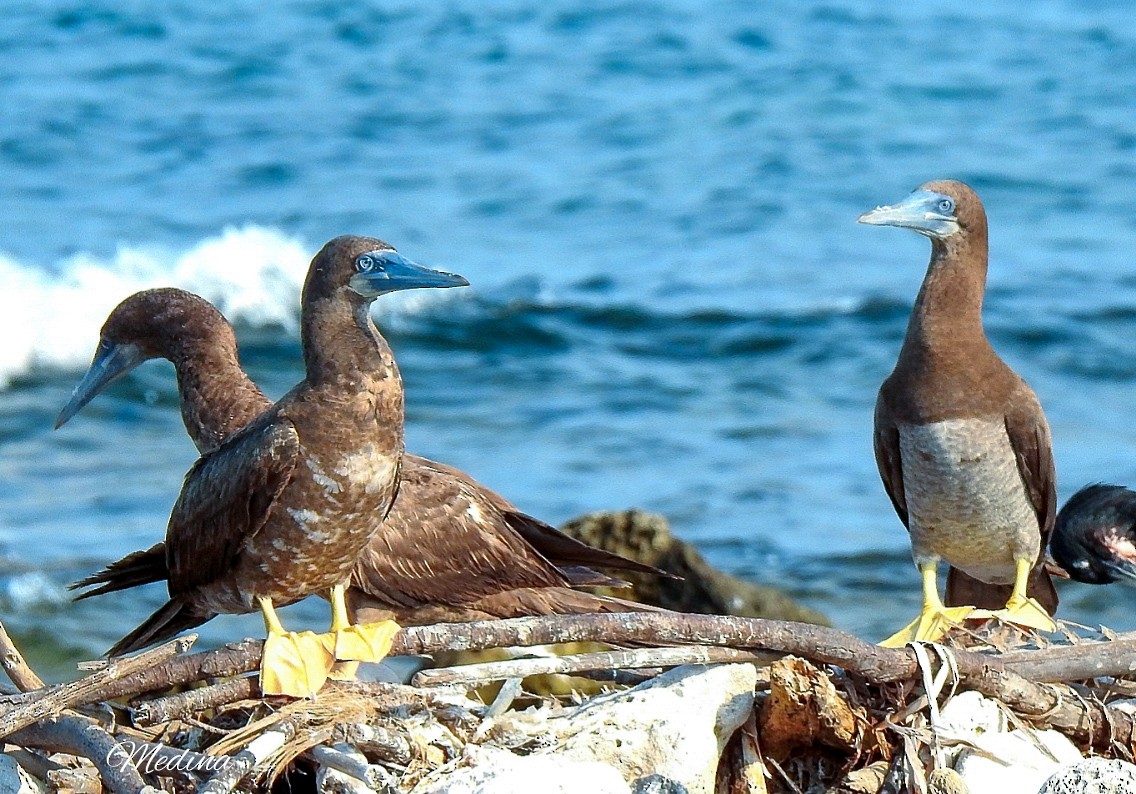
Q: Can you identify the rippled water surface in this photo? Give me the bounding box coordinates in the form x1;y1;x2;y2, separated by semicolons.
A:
2;1;1136;679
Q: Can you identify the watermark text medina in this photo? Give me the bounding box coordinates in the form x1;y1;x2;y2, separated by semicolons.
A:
108;742;232;775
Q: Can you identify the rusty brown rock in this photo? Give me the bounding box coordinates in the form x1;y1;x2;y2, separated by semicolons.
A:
757;656;861;762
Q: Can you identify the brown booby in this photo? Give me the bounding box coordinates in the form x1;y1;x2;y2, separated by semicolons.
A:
57;289;664;637
1051;484;1136;586
858;180;1059;646
59;237;469;696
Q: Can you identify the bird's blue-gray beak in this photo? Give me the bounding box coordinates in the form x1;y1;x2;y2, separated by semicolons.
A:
857;189;960;239
349;251;469;298
54;339;146;429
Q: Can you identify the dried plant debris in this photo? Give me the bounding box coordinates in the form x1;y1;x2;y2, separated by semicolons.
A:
0;615;1135;792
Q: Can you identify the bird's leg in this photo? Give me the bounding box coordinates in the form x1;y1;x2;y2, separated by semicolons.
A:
326;583;401;662
984;558;1057;632
258;595;336;698
879;562;976;647
326;584;361;681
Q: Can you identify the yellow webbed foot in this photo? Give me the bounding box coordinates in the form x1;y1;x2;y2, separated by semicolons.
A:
328;660;361;682
333;620;401;662
260;630;337;698
879;605;976;648
985;596;1057;633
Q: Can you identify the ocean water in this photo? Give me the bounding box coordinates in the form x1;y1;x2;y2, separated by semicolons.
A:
2;0;1136;680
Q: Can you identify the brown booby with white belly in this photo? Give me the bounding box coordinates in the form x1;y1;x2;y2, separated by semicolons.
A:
58;236;469;696
859;180;1059;646
57;288;663;644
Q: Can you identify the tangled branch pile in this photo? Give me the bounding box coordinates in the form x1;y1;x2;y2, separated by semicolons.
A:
0;613;1134;793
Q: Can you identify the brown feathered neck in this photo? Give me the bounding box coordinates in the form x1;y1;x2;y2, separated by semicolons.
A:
896;187;992;372
299;237;400;388
102;288;269;452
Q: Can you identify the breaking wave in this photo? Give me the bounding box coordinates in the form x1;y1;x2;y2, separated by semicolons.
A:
0;226;465;388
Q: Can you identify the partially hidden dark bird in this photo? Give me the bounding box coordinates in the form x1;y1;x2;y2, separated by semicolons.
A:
58;288;665;656
859;180;1059;646
1052;484;1136;586
58;236;469;697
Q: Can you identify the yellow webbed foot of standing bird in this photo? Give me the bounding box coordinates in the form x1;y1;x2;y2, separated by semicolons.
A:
880;561;975;647
965;558;1057;634
333;620;401;662
982;595;1057;633
324;584;401;663
260;630;337;698
879;604;976;647
328;660;361;682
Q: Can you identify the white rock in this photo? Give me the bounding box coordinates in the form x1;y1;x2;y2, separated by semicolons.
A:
954;728;1082;794
436;664;756;794
414;746;630;794
931;691;1083;794
1039;757;1136;793
541;663;757;794
939;690;1009;737
0;755;46;794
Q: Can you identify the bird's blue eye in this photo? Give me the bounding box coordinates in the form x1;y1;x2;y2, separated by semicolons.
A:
938;198;954;214
356;254;376;272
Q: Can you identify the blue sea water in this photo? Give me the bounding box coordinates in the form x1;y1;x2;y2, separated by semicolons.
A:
2;0;1136;679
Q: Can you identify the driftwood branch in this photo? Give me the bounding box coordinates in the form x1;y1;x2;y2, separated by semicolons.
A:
0;621;44;691
82;614;1136;705
99;639;260;703
9;714;153;794
132;677;258;726
308;744;400;791
0;636;194;739
53;612;1136;751
998;638;1136;682
412;645;776;687
335;722;415;767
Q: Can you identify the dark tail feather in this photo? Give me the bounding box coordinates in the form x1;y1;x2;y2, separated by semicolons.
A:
557;565;631;588
945;565;1060;614
506;512;679;580
108;598;211;657
71;543;168;600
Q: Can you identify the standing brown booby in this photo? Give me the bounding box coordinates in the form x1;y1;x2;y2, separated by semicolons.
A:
56;289;663;634
62;236;468;696
859;180;1059;646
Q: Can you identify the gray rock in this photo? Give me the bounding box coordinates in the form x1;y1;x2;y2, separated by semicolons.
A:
0;755;45;794
1039;758;1136;794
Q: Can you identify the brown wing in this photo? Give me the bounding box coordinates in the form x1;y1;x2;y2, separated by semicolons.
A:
1002;383;1059;612
1003;386;1057;543
873;387;909;528
405;454;671;580
350;458;572;609
165;416;299;595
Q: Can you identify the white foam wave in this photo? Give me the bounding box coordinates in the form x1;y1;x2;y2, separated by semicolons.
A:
0;226;464;389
